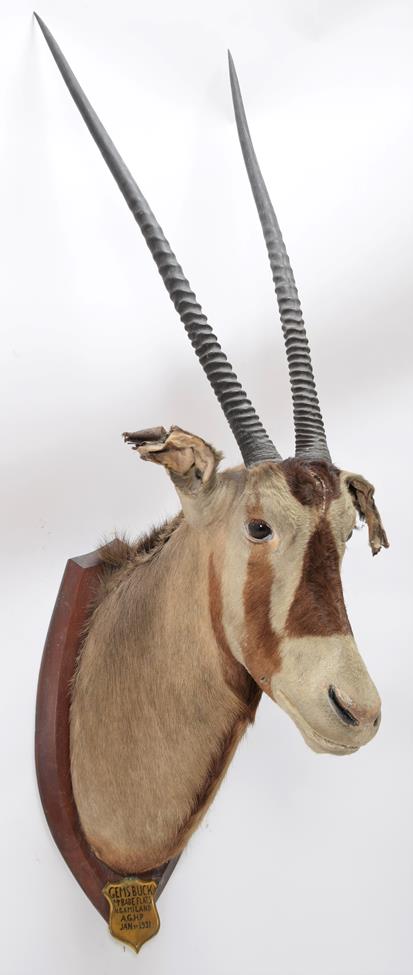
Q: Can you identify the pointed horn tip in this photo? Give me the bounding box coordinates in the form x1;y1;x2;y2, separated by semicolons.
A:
227;50;237;80
227;51;243;108
33;12;46;33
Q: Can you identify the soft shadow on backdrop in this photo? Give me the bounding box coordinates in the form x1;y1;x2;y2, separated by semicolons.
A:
1;1;412;973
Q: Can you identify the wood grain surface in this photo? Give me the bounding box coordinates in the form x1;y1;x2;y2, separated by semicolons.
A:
35;549;178;921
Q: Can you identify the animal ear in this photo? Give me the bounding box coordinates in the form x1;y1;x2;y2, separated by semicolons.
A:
123;426;222;493
345;474;389;556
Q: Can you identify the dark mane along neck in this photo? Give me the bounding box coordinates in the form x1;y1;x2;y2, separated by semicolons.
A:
99;511;184;571
79;513;185;626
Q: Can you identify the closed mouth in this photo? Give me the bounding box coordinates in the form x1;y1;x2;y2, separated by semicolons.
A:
274;689;359;755
302;726;358;755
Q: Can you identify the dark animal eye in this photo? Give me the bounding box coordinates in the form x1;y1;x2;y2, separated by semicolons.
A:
246;520;273;542
346;530;353;542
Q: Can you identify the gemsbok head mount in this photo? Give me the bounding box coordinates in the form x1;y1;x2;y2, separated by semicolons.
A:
35;12;388;928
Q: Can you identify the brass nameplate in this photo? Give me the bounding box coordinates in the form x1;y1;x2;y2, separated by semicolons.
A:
103;878;160;953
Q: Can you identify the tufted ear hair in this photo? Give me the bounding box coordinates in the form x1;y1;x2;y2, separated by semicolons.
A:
123;426;222;496
345;474;389;556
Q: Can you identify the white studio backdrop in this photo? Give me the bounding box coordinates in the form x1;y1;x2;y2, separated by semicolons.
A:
1;1;412;973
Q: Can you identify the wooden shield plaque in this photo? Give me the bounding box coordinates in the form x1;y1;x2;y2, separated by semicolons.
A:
35;549;178;930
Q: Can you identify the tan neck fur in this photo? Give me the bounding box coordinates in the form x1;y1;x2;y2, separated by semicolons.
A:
70;517;259;873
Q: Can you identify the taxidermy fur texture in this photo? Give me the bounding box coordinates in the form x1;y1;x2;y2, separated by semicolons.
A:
36;15;388;873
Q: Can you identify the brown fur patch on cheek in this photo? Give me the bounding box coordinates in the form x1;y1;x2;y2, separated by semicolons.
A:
242;545;282;693
286;518;351;637
208;554;261;712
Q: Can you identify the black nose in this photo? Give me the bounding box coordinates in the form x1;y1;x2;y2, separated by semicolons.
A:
328;686;359;727
328;685;381;730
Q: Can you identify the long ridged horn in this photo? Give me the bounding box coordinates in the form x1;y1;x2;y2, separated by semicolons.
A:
228;52;331;464
34;15;281;468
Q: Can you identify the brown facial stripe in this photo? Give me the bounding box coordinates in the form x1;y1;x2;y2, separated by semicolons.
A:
281;459;341;509
208;554;261;712
286;518;351;637
242;544;282;692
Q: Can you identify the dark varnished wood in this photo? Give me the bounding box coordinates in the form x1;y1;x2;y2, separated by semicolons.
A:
35;549;178;921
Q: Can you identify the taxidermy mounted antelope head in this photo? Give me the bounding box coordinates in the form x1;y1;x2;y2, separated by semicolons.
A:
36;15;388;874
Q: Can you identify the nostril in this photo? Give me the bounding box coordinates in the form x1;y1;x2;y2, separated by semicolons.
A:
373;714;381;728
328;685;359;727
